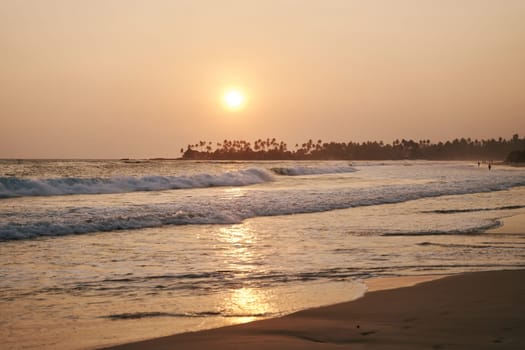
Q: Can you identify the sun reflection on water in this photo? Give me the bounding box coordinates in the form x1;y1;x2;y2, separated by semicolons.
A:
217;224;273;323
223;287;272;323
217;224;259;272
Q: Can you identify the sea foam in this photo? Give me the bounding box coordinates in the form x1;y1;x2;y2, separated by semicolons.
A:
0;168;274;198
2;175;525;240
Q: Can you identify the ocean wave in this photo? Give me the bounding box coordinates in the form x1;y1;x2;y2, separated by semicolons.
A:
0;168;274;198
1;174;525;240
417;242;501;249
381;220;501;236
271;165;356;176
422;205;525;214
102;310;274;320
0;210;243;240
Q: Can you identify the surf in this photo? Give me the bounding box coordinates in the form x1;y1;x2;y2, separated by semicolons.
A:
0;168;274;199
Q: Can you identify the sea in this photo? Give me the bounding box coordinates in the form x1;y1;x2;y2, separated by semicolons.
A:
1;159;525;349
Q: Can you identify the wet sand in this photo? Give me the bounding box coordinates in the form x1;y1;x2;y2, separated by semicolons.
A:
100;269;525;350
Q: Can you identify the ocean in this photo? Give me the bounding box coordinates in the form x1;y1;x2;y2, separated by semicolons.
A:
1;159;525;349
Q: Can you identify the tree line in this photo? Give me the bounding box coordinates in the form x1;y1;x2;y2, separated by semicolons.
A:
180;134;525;161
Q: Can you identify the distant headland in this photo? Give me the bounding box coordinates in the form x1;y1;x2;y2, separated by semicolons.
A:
180;134;525;161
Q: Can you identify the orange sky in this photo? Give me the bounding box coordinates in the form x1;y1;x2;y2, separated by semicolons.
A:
1;0;524;158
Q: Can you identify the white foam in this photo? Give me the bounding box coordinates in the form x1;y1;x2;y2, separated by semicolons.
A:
0;168;274;198
2;162;525;241
2;177;525;240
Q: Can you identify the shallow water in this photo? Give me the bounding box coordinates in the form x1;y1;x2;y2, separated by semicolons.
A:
1;160;524;349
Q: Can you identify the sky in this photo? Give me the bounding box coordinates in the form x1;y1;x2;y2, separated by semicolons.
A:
1;0;524;158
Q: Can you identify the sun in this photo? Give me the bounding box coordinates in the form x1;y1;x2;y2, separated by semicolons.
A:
222;89;246;111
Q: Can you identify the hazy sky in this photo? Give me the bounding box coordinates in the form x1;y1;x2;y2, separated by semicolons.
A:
1;0;524;158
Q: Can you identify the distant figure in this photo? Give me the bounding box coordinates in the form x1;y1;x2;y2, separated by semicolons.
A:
478;161;480;167
488;163;492;170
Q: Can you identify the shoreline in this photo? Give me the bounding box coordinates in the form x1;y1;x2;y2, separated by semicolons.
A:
99;269;524;349
485;213;525;234
97;211;525;349
363;274;446;292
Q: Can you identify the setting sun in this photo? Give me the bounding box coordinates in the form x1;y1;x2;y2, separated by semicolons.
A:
222;89;246;111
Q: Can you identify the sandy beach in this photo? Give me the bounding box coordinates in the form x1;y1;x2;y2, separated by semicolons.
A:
101;269;525;350
3;1;525;349
2;161;524;350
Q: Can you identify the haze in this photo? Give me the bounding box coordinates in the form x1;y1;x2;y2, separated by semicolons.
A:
1;0;524;158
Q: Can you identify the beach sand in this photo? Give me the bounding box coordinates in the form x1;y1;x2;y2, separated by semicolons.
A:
100;269;525;350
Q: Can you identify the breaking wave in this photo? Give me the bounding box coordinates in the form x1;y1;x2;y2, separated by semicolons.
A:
2;178;525;240
271;165;356;176
0;168;274;198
